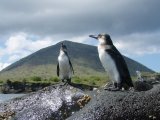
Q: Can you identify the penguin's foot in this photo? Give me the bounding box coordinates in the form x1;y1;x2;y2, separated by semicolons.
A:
104;87;121;91
67;79;71;85
62;81;72;86
60;81;68;86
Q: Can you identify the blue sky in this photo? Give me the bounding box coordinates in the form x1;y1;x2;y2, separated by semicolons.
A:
0;0;160;72
131;54;160;72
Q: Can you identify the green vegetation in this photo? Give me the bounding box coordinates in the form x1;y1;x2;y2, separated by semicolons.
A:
49;77;60;83
0;74;110;93
0;76;60;93
17;76;60;84
1;71;158;94
72;75;109;86
0;41;154;82
0;75;108;87
31;76;42;82
0;80;3;84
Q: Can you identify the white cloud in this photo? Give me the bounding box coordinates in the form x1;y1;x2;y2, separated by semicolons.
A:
0;32;56;70
4;33;55;54
0;63;11;71
5;33;27;54
8;55;22;62
0;31;160;71
69;35;88;43
29;37;54;51
0;46;6;58
113;31;160;56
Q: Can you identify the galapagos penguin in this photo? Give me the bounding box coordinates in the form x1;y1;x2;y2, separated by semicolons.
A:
89;33;134;91
57;43;74;84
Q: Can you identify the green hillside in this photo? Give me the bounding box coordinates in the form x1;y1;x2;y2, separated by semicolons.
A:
0;40;154;81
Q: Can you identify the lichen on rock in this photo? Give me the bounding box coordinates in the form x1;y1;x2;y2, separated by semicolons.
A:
0;111;15;120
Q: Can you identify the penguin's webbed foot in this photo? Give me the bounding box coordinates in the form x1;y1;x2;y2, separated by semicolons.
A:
62;81;72;86
60;81;68;86
104;87;121;91
67;79;71;85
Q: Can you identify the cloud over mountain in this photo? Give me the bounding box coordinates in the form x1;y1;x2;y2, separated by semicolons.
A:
0;0;160;71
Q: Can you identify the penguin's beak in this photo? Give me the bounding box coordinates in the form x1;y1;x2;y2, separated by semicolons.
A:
89;35;98;39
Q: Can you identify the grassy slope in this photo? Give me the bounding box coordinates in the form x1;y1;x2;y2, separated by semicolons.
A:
0;41;154;87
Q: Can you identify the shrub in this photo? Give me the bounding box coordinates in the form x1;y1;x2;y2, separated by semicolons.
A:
53;77;59;82
49;77;60;82
31;76;42;82
90;76;101;81
90;81;96;86
5;79;13;89
12;81;25;91
0;80;3;84
83;78;89;82
73;76;81;83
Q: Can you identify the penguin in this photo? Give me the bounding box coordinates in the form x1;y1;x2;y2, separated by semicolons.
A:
57;43;74;84
89;33;134;91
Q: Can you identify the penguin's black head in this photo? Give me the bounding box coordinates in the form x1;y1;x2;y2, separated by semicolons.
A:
89;33;113;45
60;43;67;52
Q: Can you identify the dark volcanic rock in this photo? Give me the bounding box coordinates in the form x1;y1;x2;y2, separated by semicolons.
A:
1;83;160;120
0;84;90;120
68;84;160;120
134;81;153;91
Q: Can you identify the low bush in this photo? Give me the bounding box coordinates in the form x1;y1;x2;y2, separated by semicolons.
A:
31;76;42;82
49;77;60;82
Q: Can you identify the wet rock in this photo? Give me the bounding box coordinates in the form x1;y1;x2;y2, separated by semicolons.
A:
134;81;153;91
68;83;160;120
0;84;91;120
1;82;160;120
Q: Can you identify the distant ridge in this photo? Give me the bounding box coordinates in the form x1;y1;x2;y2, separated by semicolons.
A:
0;41;154;80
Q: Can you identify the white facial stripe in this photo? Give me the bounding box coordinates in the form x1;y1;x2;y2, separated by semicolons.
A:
98;38;105;44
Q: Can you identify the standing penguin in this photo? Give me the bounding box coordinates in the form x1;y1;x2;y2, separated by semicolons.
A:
89;33;134;91
57;43;74;84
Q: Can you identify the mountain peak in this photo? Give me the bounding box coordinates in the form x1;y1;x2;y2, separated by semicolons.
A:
56;40;71;44
0;41;154;80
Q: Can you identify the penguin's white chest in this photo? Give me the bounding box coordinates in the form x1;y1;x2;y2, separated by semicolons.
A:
98;46;120;83
58;54;72;79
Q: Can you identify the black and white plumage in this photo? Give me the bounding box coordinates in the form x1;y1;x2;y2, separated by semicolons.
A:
89;33;133;91
57;43;74;84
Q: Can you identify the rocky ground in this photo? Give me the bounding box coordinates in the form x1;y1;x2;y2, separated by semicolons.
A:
68;83;160;120
0;83;91;120
0;79;160;120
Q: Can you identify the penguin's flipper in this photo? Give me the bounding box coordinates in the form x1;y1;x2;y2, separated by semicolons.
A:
105;47;128;77
57;63;60;76
69;59;74;74
64;51;74;74
105;46;133;87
